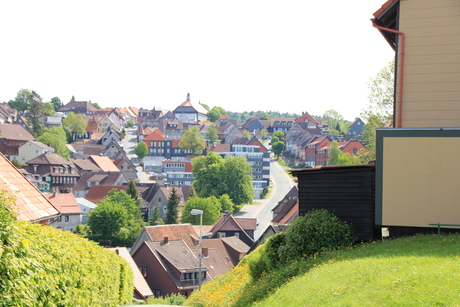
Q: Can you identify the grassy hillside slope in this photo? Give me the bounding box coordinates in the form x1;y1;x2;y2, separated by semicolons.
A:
186;234;460;306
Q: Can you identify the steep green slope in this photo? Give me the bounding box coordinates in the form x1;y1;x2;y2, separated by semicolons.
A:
186;234;460;306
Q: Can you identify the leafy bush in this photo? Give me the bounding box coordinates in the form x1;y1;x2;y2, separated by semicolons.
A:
265;232;286;267
0;200;133;306
247;232;286;280
279;209;354;263
247;244;270;280
147;293;187;305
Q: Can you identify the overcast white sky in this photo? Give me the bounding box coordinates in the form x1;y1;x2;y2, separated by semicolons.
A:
0;0;394;121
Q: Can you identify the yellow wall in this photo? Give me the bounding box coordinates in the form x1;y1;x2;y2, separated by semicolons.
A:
381;136;460;227
397;0;460;127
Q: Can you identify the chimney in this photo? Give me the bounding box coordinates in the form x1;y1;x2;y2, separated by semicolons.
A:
163;236;169;244
53;191;56;198
202;247;208;258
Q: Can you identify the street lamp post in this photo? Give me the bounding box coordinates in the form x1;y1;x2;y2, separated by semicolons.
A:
190;209;203;290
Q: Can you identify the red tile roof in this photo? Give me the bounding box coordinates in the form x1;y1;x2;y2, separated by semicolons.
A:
84;185;125;203
44;193;81;214
144;224;199;248
0;153;59;222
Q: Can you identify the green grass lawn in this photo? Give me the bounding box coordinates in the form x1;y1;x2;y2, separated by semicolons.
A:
185;234;460;306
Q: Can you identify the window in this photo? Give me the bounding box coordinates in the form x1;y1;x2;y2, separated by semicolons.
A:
158;198;161;203
139;265;148;277
235;232;240;239
163;206;167;213
64;215;69;222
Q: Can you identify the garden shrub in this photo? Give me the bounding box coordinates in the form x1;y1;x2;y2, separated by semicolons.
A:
248;232;287;280
0;201;133;307
279;209;354;263
265;232;286;268
247;244;270;280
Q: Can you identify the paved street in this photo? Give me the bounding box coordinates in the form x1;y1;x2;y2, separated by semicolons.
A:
236;158;295;241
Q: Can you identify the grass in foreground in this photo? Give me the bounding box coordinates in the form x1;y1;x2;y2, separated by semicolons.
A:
185;234;460;306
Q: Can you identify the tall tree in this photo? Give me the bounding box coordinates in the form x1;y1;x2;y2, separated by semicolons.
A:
181;196;222;225
134;142;148;163
327;140;360;166
63;112;87;137
92;102;101;109
361;59;395;150
50;96;63;111
219;194;234;213
192;152;253;206
9;89;31;111
179;127;205;155
272;140;285;158
42;102;55;116
207;106;227;122
126;180;140;207
206;125;219;144
273;130;284;140
37;127;70;158
260;128;268;139
25;90;45;137
165;187;180;224
322;109;345;133
88;202;129;236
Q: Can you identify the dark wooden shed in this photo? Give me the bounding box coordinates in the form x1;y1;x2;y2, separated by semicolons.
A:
290;164;378;242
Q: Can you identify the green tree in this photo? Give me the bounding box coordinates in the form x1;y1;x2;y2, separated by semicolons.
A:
25;90;45;137
327;140;360;166
8;89;31;111
88;202;129;236
272;141;285;158
181;196;222;225
165;187;180;224
327;140;341;166
63;112;88;137
219;194;234;213
134;141;148;162
42;102;55;116
243;130;251;139
37;127;70;158
50;96;62;111
206;125;219;144
179;127;205;155
261;114;269;120
192;152;253;206
126;180;141;207
207;106;227;122
92;102;101;109
149;207;162;226
322;109;345;134
260;128;268;139
273;130;284;140
361;59;395;153
103;189;142;221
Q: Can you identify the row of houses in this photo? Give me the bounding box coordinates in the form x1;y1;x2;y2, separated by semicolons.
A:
0;149;259;298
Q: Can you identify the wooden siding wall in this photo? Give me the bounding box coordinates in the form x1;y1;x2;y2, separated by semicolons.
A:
398;0;460;127
296;166;377;242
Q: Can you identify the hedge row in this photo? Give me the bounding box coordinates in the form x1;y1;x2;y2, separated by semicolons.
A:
0;206;133;307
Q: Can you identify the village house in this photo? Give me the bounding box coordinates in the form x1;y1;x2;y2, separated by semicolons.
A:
0;123;35;157
10;140;55;164
44;192;82;231
25;153;80;193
